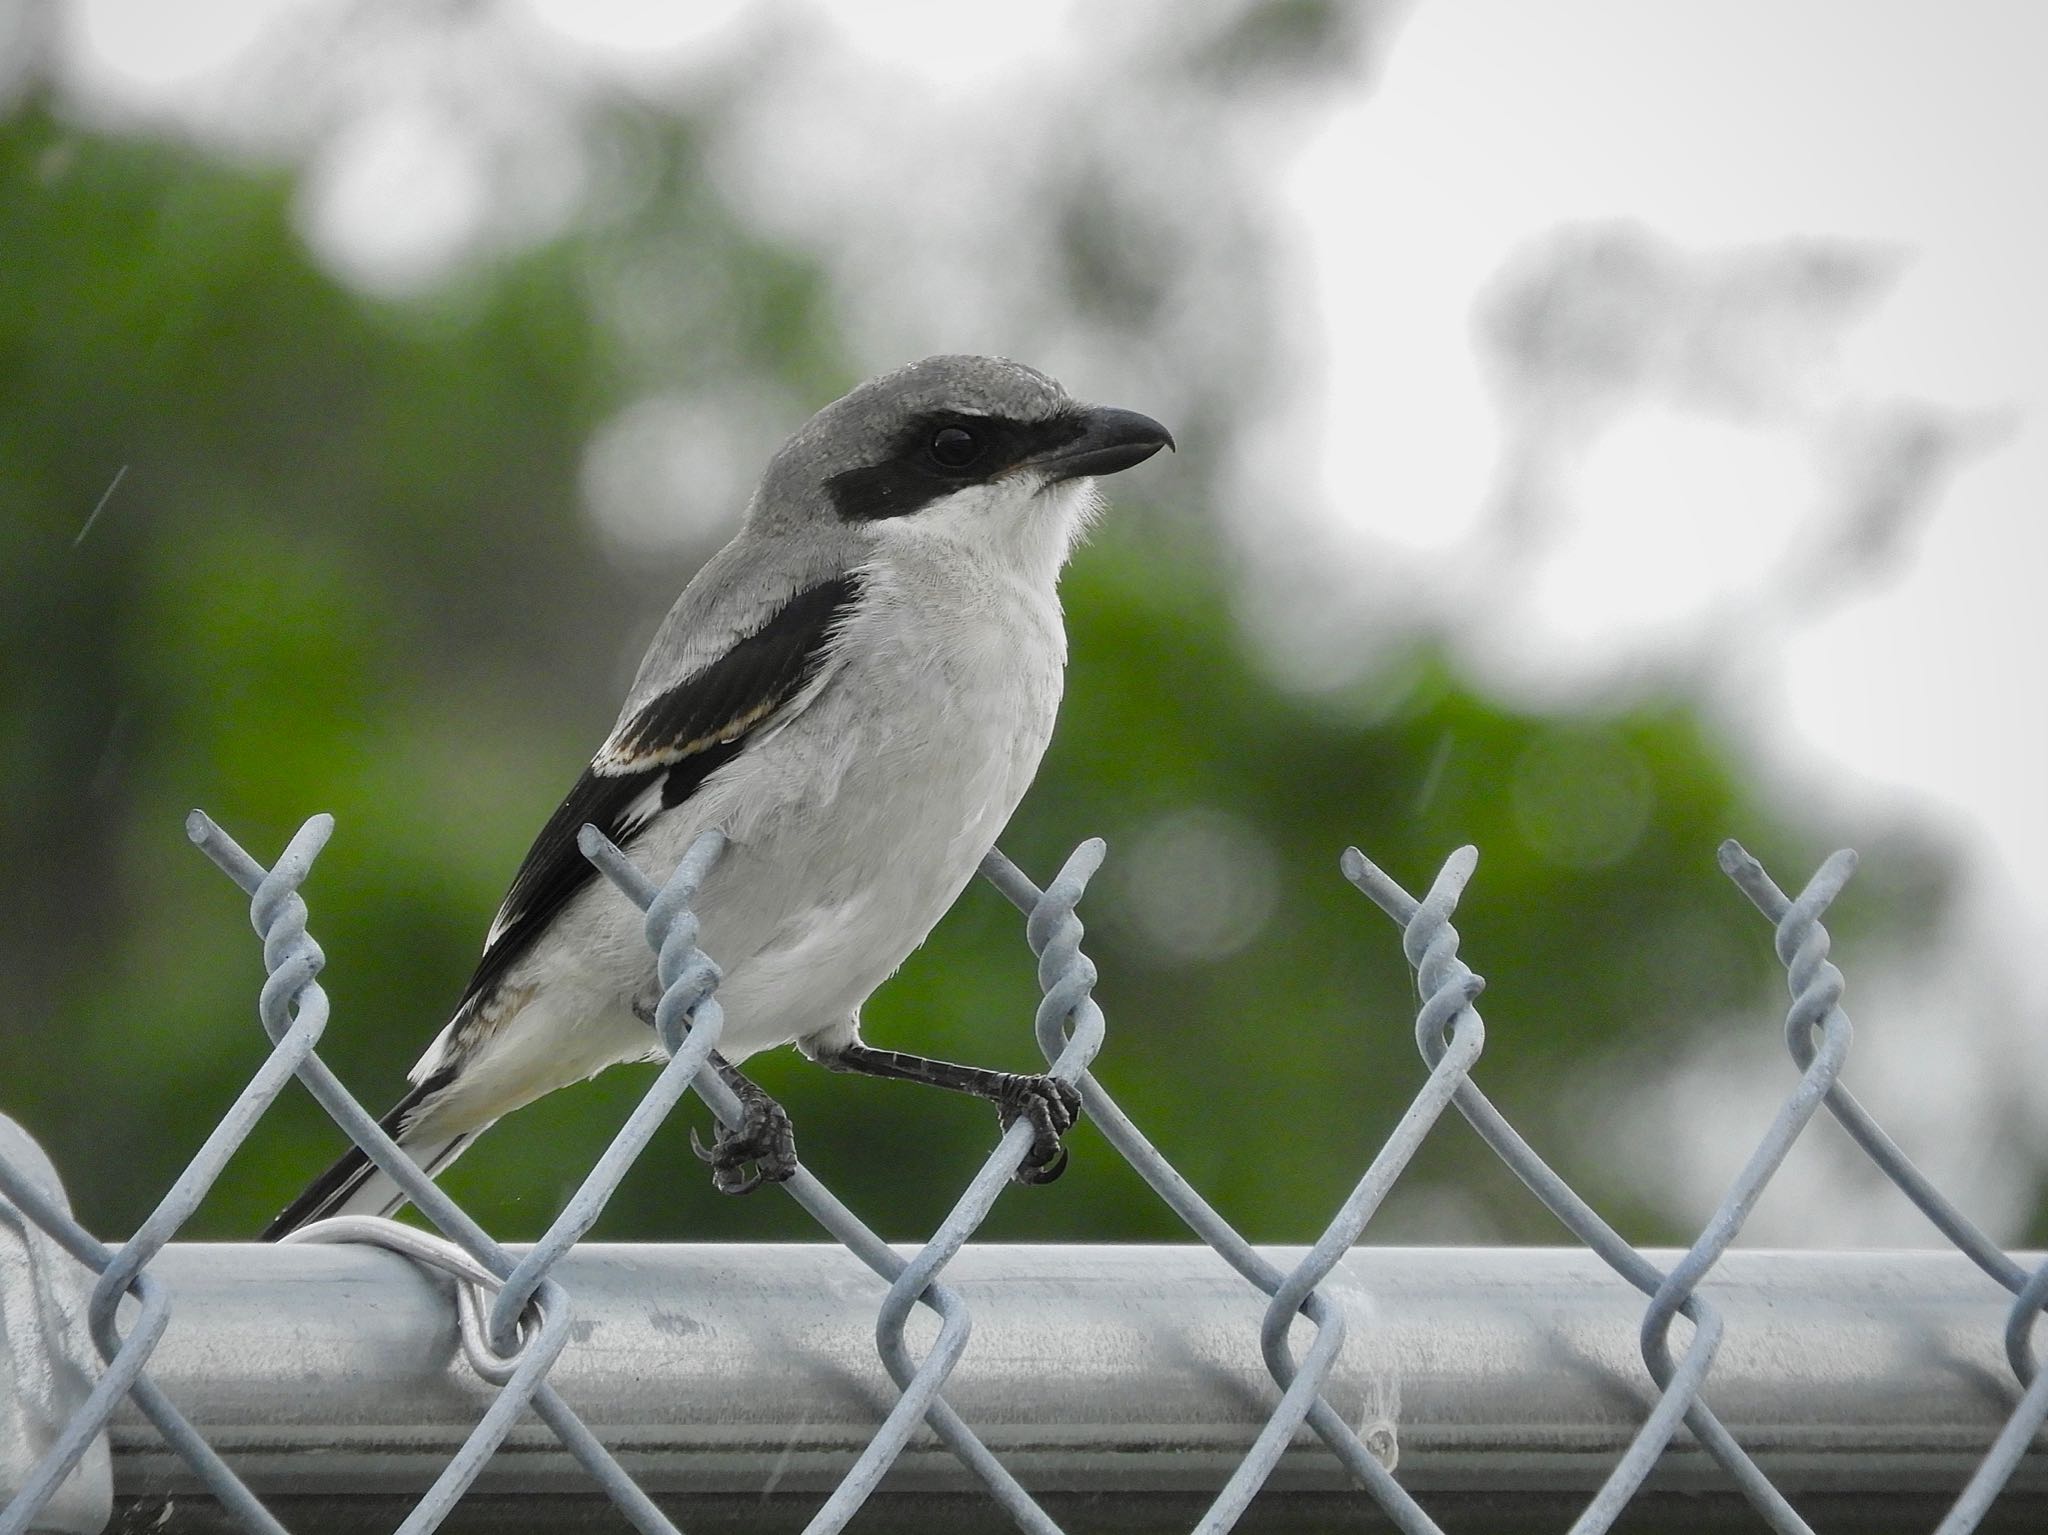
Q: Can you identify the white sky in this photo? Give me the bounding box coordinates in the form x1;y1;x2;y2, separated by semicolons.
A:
1293;0;2048;1239
1293;1;2048;960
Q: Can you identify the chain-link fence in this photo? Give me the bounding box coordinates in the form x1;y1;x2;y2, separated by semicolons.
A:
1;811;2044;1533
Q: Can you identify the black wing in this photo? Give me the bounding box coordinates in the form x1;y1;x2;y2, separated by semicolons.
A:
458;574;861;1011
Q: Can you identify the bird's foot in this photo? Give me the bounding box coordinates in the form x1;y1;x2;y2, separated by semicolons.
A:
993;1073;1082;1185
690;1095;797;1195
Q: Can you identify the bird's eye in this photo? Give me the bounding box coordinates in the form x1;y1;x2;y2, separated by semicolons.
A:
928;426;981;469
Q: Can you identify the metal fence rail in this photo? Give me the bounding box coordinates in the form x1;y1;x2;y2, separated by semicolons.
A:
75;1243;2048;1526
1;813;2044;1534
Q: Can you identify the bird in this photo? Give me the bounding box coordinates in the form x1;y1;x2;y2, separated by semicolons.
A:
262;354;1173;1237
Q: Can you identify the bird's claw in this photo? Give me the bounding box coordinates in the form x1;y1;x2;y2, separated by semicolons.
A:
690;1097;797;1195
995;1073;1082;1186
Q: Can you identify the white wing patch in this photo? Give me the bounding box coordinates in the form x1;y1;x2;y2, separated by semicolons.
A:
592;695;789;777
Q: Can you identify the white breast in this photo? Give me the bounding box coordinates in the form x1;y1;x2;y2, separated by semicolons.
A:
635;507;1076;1059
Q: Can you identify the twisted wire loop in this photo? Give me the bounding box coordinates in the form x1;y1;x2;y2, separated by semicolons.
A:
1627;850;1864;1534
1342;845;1811;1535
280;1218;560;1388
1;814;354;1535
848;839;1113;1535
1720;840;2048;1534
976;847;1426;1535
187;813;717;1535
1234;850;1487;1533
581;828;1071;1535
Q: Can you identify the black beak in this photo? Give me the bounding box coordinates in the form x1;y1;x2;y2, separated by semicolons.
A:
1028;405;1176;483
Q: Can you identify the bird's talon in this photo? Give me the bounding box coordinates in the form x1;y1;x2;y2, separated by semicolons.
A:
1015;1142;1068;1185
694;1098;797;1194
713;1164;764;1196
995;1073;1081;1187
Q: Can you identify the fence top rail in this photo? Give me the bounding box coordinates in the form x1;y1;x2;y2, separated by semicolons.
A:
102;1242;2048;1495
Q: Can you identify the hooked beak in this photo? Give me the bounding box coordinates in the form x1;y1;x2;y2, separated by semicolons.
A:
1027;405;1176;483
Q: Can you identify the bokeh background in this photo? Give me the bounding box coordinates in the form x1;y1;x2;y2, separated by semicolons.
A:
4;0;2045;1252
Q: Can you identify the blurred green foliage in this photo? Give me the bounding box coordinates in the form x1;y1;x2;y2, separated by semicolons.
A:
0;90;1916;1251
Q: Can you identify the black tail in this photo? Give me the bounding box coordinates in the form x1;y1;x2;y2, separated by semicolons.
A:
261;1075;444;1240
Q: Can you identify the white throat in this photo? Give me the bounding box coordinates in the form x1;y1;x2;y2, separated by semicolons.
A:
868;476;1101;591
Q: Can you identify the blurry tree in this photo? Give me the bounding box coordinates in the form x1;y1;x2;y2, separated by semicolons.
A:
0;0;1963;1254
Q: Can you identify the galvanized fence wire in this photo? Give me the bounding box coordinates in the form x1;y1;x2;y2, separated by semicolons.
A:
0;810;2043;1534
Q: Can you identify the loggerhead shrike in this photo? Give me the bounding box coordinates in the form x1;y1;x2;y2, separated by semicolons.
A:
263;355;1172;1237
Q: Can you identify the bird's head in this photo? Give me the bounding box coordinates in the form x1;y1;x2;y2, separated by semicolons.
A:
758;355;1173;573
